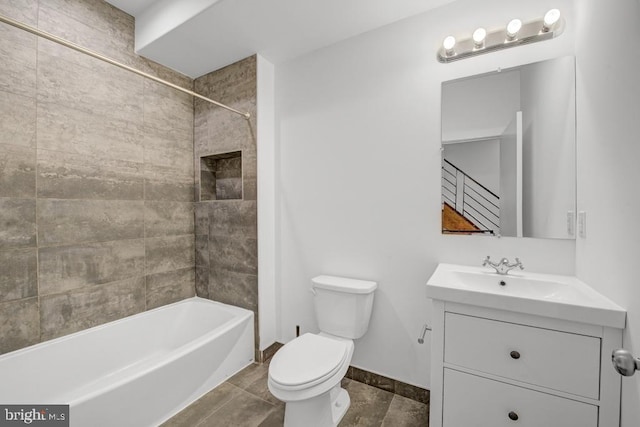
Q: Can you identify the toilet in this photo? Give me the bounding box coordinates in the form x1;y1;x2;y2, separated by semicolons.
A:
268;275;377;427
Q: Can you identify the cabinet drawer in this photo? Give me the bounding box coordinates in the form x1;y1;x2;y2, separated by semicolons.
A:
443;369;598;427
444;313;600;399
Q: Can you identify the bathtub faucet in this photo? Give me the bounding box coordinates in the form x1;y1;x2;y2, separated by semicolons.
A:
482;256;524;275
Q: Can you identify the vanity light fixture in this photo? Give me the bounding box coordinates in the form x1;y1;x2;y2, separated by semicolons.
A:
472;27;487;48
506;19;522;40
542;8;561;32
437;9;564;63
443;35;456;56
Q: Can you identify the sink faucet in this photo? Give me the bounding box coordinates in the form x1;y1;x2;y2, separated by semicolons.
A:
482;256;524;275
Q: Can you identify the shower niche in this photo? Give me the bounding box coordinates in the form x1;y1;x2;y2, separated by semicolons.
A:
200;151;243;201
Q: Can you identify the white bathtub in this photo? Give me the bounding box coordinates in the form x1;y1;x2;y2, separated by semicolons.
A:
0;297;254;426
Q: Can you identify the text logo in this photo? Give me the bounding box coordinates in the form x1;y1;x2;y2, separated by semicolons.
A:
0;405;69;426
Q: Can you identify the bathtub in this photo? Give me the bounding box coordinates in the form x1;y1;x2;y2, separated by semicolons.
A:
0;297;254;426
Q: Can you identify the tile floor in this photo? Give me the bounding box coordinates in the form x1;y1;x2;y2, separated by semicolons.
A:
163;362;429;426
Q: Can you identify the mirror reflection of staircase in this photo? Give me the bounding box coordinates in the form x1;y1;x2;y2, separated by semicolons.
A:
442;202;481;234
441;159;499;235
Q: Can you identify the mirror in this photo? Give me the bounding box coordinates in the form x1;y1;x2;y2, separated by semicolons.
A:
441;56;576;239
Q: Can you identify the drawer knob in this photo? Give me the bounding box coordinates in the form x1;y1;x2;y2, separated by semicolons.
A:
508;411;519;421
510;350;521;359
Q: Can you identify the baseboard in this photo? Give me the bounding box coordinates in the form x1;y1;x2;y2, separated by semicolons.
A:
345;366;429;404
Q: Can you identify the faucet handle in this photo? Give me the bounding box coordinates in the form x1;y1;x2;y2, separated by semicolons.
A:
482;255;492;266
513;257;524;270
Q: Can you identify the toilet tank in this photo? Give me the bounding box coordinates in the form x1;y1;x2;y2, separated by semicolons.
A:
311;275;377;339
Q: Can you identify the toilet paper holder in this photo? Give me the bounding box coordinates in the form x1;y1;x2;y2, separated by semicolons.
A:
418;324;431;344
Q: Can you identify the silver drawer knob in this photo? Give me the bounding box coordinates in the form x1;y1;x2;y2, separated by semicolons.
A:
612;349;640;376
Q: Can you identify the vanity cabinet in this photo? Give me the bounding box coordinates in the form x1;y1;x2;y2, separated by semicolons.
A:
429;301;623;427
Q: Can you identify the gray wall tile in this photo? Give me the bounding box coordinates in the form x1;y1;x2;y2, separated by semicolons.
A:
0;297;39;354
146;268;195;309
0;248;37;303
0;0;38;25
144;164;194;202
145;235;195;275
40;277;146;341
0;0;197;354
37;102;144;163
37;199;144;246
195;203;210;235
194;111;256;157
38;239;145;295
136;57;193;88
209;236;257;276
242;150;257;201
37;149;144;200
209;269;258;313
37;42;143;122
143;80;194;134
195;267;209;299
0;144;35;198
194;57;258;352
145;201;194;238
0;198;36;249
195;235;209;269
144;127;194;172
0;25;36;98
37;0;136;67
209;201;257;237
0;90;36;149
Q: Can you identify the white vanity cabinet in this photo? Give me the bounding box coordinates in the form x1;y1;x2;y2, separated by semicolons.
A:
426;263;626;427
429;301;622;427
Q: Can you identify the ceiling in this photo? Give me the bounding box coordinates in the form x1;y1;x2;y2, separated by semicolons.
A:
106;0;455;78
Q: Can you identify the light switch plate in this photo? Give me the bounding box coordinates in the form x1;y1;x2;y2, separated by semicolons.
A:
578;211;587;238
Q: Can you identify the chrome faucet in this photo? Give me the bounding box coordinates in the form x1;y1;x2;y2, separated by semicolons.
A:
482;256;524;275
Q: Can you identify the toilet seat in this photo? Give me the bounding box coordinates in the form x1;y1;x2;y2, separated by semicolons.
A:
269;333;350;391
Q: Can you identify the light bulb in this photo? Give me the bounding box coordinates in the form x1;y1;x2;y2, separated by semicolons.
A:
473;27;487;48
443;36;456;55
542;9;560;32
506;19;522;40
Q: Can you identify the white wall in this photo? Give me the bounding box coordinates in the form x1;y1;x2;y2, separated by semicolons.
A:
575;1;640;425
520;56;576;239
257;55;279;350
499;115;520;237
441;69;520;142
275;0;577;388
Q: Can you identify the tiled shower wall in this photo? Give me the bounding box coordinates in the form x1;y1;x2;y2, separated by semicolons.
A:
0;0;195;354
193;56;259;354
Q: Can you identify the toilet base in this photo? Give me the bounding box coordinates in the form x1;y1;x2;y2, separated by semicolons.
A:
283;384;351;427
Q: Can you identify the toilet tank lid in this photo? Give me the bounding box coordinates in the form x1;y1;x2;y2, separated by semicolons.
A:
312;275;377;294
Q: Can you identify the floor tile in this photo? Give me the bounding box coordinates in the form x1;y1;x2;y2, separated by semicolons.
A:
165;363;429;427
227;361;270;389
381;394;429;427
198;389;275;427
161;381;241;426
339;379;394;427
257;406;285;427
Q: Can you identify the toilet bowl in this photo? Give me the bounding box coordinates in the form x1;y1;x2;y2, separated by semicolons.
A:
268;275;377;427
269;333;354;425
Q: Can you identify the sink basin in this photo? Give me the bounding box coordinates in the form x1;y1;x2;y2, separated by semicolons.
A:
427;263;626;328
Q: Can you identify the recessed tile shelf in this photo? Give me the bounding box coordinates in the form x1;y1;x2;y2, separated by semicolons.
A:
200;151;242;201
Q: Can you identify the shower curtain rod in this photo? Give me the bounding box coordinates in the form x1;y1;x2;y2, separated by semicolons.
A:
0;13;251;120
